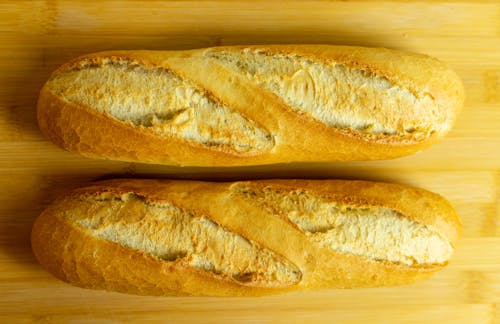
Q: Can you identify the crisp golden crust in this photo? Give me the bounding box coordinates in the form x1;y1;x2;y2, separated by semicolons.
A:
37;45;464;166
31;179;460;296
31;207;285;296
244;45;464;105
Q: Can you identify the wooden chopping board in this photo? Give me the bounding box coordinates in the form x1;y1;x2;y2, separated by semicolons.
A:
0;1;499;323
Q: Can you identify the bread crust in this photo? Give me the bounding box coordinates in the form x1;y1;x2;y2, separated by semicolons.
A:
31;179;461;296
37;45;464;166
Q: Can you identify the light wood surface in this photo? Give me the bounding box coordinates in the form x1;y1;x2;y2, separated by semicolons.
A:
1;1;499;323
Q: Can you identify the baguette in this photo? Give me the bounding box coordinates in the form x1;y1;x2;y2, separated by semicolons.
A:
31;179;461;296
37;45;464;166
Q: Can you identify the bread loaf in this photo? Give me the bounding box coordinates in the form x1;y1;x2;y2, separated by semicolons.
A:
37;45;464;166
31;179;461;296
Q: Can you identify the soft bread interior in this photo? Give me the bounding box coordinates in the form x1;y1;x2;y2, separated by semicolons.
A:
61;193;301;287
46;60;273;154
232;184;453;266
208;49;445;139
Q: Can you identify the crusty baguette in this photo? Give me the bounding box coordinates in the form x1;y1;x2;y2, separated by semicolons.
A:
37;45;464;166
31;179;461;296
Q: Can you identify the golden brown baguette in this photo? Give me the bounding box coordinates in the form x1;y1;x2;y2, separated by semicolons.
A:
37;45;464;166
31;179;461;296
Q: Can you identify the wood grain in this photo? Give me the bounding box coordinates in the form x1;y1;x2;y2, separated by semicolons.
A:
0;0;499;323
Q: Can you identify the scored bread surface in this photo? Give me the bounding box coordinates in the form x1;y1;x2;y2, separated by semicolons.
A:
67;193;301;287
231;183;453;266
46;60;273;154
38;45;464;166
207;49;440;138
31;179;461;296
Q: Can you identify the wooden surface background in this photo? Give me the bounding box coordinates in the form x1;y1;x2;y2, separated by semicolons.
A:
1;1;499;323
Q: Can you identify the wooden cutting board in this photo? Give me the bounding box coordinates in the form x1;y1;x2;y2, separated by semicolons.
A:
0;1;499;323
